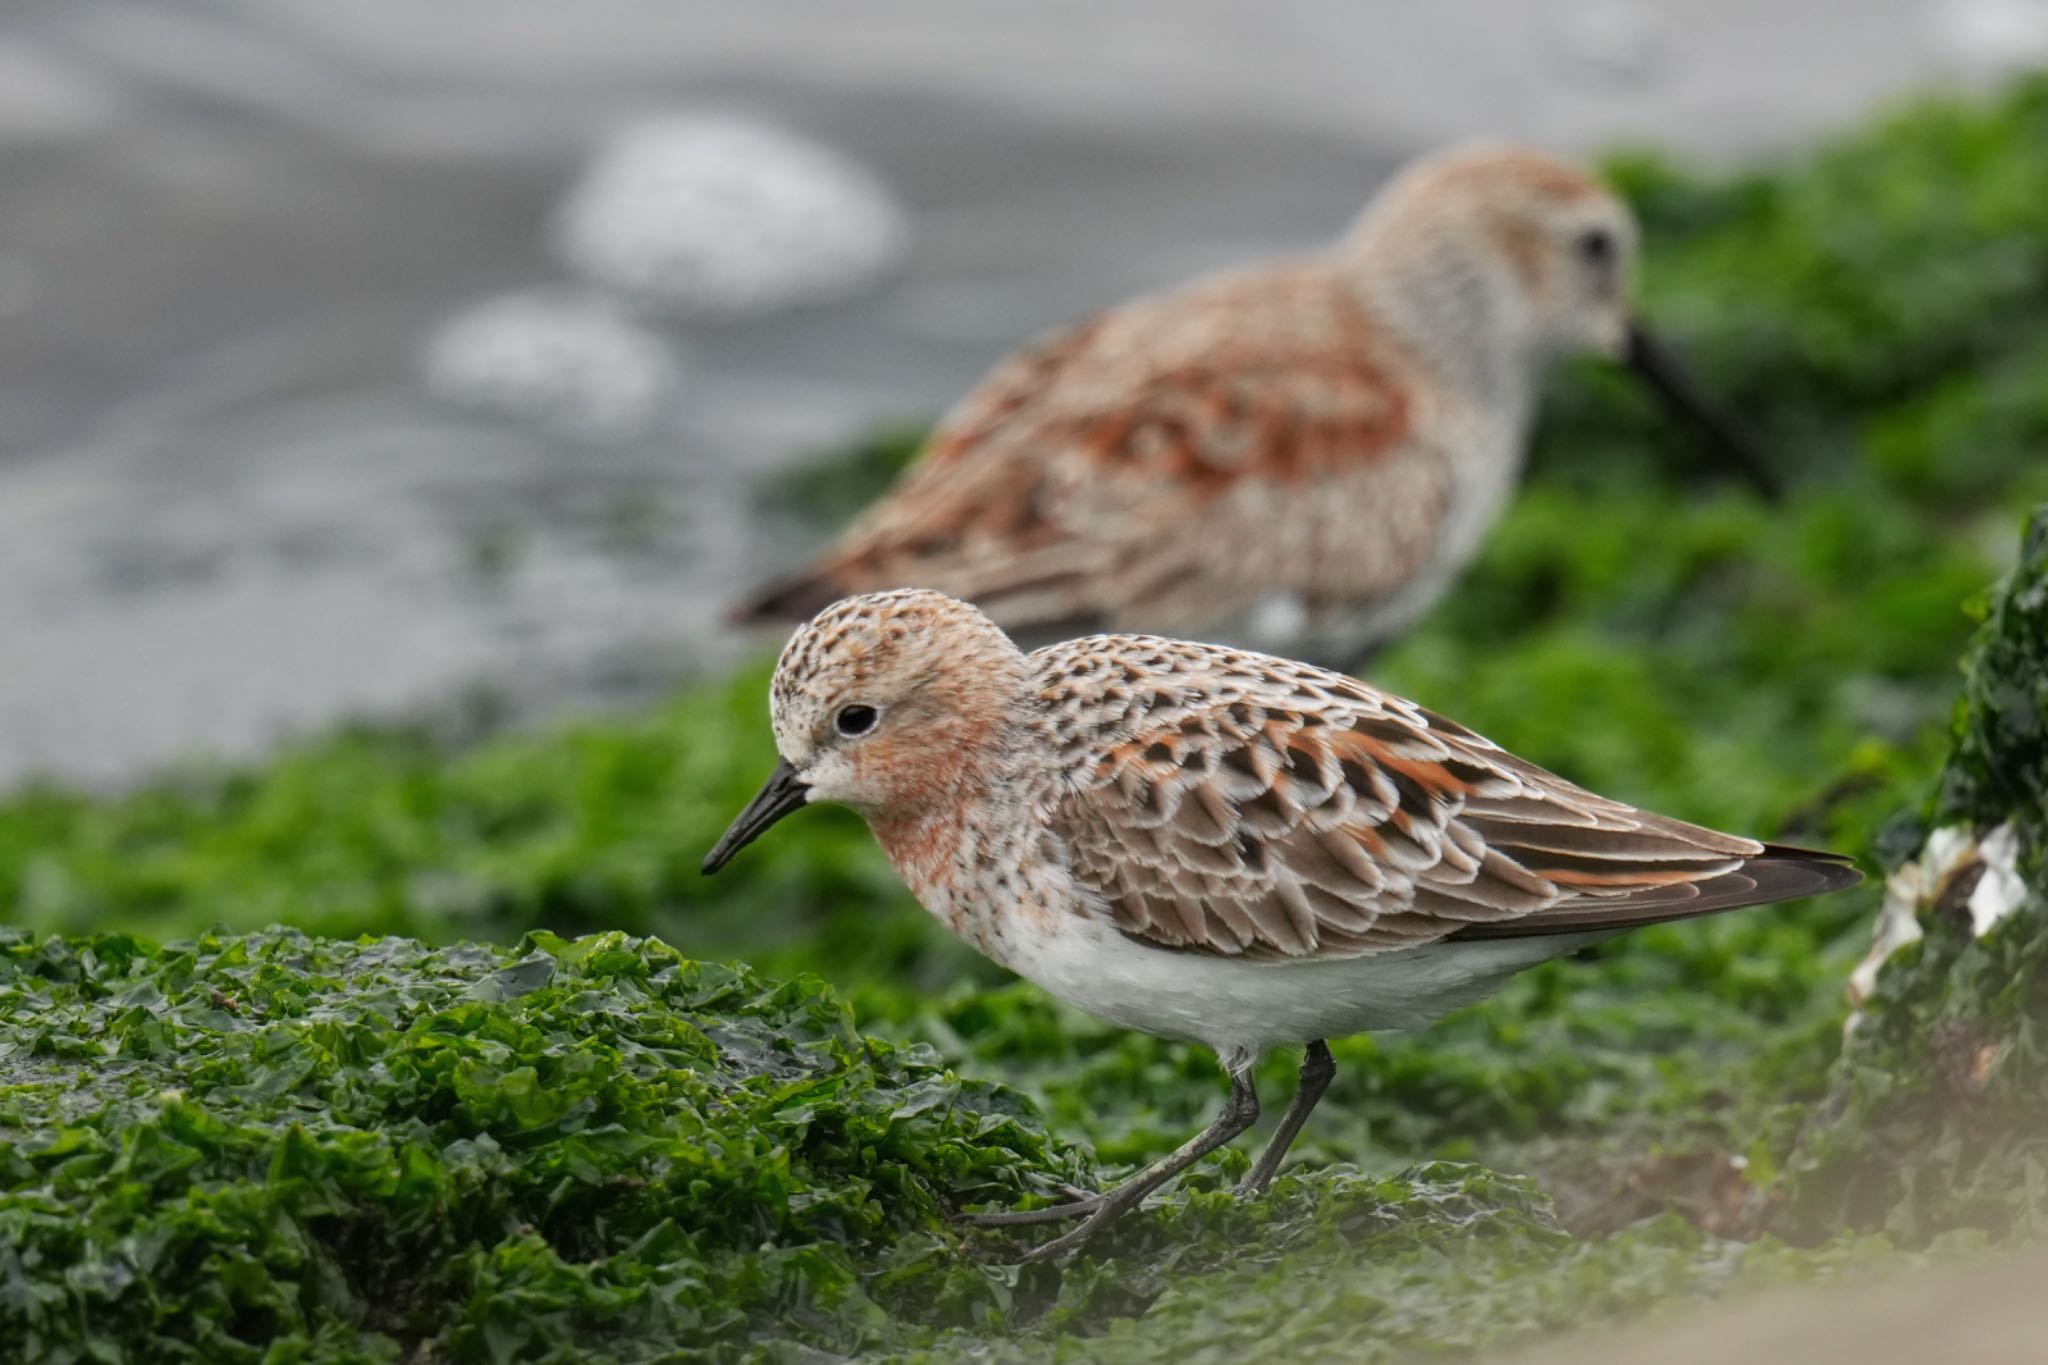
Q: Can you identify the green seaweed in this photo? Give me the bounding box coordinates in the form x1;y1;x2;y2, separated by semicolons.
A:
0;927;1968;1363
1937;510;2048;840
0;928;1089;1361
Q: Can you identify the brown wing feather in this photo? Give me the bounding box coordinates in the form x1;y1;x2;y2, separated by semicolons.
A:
1037;637;1861;960
731;265;1446;633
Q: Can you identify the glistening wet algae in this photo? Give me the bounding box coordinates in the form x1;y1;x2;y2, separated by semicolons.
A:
0;928;1931;1363
0;927;1979;1363
0;929;1618;1360
0;929;1088;1361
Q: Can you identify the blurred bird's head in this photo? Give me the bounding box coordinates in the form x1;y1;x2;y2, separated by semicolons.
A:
1345;141;1775;496
1345;142;1640;361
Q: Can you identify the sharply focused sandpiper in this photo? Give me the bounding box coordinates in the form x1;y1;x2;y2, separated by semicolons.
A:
702;591;1860;1260
732;144;1775;663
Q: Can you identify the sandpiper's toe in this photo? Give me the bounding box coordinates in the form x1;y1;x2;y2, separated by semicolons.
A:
959;1195;1105;1227
1016;1195;1139;1262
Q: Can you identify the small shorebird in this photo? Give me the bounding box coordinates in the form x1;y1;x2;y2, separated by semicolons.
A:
702;591;1860;1260
732;143;1774;663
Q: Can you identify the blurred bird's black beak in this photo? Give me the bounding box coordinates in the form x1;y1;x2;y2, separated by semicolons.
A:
1624;321;1781;501
702;760;810;875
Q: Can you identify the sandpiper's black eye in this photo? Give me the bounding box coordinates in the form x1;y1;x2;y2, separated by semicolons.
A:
835;704;878;738
1576;227;1617;266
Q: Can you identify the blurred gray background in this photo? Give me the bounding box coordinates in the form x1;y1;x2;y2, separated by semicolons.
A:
3;0;2041;786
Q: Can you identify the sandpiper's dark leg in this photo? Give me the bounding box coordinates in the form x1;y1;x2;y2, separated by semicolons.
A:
1237;1040;1334;1196
963;1066;1261;1245
1012;1065;1260;1261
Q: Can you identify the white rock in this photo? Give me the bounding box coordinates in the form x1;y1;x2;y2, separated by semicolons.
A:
1847;820;2030;1023
1968;821;2027;937
1848;855;1934;1016
422;290;682;442
554;115;908;320
1559;1;1666;89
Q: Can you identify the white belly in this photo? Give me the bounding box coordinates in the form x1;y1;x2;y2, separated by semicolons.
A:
998;912;1600;1067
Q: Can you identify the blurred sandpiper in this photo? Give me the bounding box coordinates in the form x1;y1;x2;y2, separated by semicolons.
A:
733;145;1774;664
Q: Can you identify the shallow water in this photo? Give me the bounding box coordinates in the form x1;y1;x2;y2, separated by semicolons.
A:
0;0;2013;787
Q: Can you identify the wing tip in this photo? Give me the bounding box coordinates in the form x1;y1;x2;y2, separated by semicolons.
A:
1753;842;1864;899
1449;842;1863;941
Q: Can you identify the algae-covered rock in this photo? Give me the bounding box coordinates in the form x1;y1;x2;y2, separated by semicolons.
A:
1938;507;2048;833
1780;504;2048;1245
0;929;1780;1364
0;929;1082;1362
0;925;1914;1365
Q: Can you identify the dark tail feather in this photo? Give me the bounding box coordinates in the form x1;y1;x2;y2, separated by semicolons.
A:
726;569;851;627
1448;844;1862;941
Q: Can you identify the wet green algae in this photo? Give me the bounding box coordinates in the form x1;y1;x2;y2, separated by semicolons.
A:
4;76;2048;1364
0;927;1946;1364
0;928;1083;1361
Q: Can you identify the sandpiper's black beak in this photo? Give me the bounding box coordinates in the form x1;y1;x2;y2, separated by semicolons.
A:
1624;321;1781;501
702;759;810;875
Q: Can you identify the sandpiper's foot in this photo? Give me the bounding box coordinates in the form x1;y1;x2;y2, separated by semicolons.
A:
985;1070;1262;1262
959;1174;1105;1226
961;1194;1105;1227
1017;1178;1158;1261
